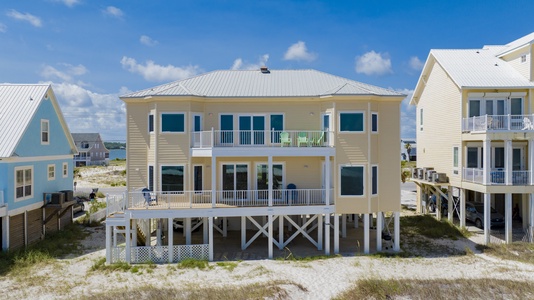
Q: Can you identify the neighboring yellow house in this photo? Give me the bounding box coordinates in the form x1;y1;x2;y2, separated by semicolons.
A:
411;33;534;245
106;68;404;264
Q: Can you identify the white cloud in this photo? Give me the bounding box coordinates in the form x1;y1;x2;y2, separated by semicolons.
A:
49;82;126;141
397;88;416;138
230;54;269;70
103;6;124;19
409;56;424;71
283;41;317;62
121;56;200;82
0;23;6;32
355;51;392;76
52;0;81;7
40;63;87;82
7;10;42;27
140;35;158;46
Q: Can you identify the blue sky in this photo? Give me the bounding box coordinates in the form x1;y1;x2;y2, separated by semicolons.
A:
1;0;533;141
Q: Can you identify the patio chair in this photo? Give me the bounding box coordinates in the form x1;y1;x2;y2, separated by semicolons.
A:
280;132;291;147
522;118;534;130
142;188;157;206
297;132;310;147
312;131;325;146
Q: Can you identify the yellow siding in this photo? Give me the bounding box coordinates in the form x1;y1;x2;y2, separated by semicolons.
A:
502;50;531;80
127;103;149;190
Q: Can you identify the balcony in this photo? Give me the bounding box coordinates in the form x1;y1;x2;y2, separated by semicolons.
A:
462;115;534;132
192;130;334;149
119;189;334;211
462;168;531;185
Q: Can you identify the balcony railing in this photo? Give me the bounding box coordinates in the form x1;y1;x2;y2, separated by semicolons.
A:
192;130;334;148
120;188;334;211
462;168;531;185
462;114;534;132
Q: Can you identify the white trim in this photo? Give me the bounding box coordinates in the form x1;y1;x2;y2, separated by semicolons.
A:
338;164;365;197
192;113;204;132
160;112;186;134
47;164;55;181
63;162;68;178
371;164;378;196
253;162;286;190
193;164;204;191
14;165;33;202
41;119;50;145
148;112;154;134
8;201;43;217
159;164;186;192
219;162;250;191
0;154;73;163
371;112;378;133
338;111;365;133
452;146;459;175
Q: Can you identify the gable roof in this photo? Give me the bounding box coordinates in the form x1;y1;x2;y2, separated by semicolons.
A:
0;84;76;158
411;33;534;105
121;69;404;99
71;133;108;152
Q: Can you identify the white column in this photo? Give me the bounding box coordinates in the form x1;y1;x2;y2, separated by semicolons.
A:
106;224;112;264
223;217;227;237
483;139;491;185
334;214;339;254
125;214;131;263
435;190;442;220
168;218;173;263
203;217;208;244
363;213;370;254
505;139;513;185
241;216;246;250
278;215;284;249
376;212;383;252
268;156;273;207
460;189;466;228
185;218;191;245
325;156;330;205
211;156;216;207
318;214;323;251
354;214;359;228
209;216;214;261
505;193;512;244
268;214;273;259
342;214;347;238
394;211;400;251
156;219;162;246
448;188;453;222
325;215;330;255
2;216;9;251
484;193;491;245
132;219;137;246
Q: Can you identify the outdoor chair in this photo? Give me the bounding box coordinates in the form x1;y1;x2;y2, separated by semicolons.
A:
280;132;291;147
297;132;309;147
312;131;325;146
522;118;534;130
142;188;157;206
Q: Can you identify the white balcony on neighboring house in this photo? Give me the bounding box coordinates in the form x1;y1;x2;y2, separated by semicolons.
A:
462;115;534;132
462;168;531;185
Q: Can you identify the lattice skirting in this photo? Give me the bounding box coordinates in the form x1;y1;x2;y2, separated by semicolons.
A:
111;244;209;264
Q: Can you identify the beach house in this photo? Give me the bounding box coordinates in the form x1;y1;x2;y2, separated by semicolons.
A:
0;84;78;251
410;33;534;244
72;133;110;166
106;68;405;264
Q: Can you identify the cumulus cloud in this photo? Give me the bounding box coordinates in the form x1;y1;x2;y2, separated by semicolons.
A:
52;0;81;7
103;6;124;19
230;54;269;70
49;82;126;141
121;56;200;82
355;51;392;76
7;10;42;27
283;41;317;62
397;88;416;138
140;35;158;46
40;63;87;82
0;23;6;32
409;56;424;71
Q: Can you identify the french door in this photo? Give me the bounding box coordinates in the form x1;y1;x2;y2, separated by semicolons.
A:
239;115;265;145
222;164;248;199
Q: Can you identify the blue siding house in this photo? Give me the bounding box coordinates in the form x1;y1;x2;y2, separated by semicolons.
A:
0;84;78;251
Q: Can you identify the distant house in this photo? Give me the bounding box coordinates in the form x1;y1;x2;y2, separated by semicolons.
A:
0;84;78;251
72;133;110;166
401;139;416;161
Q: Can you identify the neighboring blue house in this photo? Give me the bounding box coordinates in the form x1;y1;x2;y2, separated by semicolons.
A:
0;84;78;251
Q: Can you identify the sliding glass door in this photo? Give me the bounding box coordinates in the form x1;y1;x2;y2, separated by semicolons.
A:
256;164;283;200
222;164;248;199
239;115;265;145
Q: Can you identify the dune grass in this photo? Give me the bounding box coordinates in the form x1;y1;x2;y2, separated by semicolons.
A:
477;242;534;265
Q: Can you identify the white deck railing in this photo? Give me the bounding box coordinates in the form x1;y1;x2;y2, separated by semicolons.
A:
463;168;531;185
462;114;534;132
192;130;334;148
122;188;333;211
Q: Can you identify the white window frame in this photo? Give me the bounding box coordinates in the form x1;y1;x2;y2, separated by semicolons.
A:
160;112;186;134
41;119;50;145
15;166;33;201
62;162;68;178
419;108;423;131
452;146;459;175
371;112;378;133
521;54;527;63
159;164;185;192
371;164;378;196
219;162;250;191
338;111;365;133
192;113;204;132
254;162;286;190
149;113;154;134
193;164;204;192
338;164;365;197
48;164;55;180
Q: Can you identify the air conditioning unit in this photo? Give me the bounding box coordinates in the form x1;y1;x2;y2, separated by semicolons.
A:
412;168;420;179
425;170;436;181
433;173;449;183
44;192;65;205
417;168;424;179
60;190;74;202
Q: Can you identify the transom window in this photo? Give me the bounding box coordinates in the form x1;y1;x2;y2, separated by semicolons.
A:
340;165;364;196
339;112;364;132
15;166;33;200
41;119;49;144
161;113;185;133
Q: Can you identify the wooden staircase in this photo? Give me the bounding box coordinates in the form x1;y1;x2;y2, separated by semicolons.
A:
118;219;147;246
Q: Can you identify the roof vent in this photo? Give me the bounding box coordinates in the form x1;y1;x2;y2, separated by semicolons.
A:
260;66;270;74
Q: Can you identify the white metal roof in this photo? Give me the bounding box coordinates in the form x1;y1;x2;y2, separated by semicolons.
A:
431;47;534;88
121;69;403;99
0;84;51;157
496;32;534;57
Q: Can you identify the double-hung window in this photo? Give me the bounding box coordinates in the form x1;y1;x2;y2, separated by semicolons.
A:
15;166;33;200
41;119;49;144
340;165;364;196
371;165;378;195
48;164;55;180
161;113;185;133
148;114;154;133
339;112;364;132
453;147;459;175
371;113;378;133
62;162;68;178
